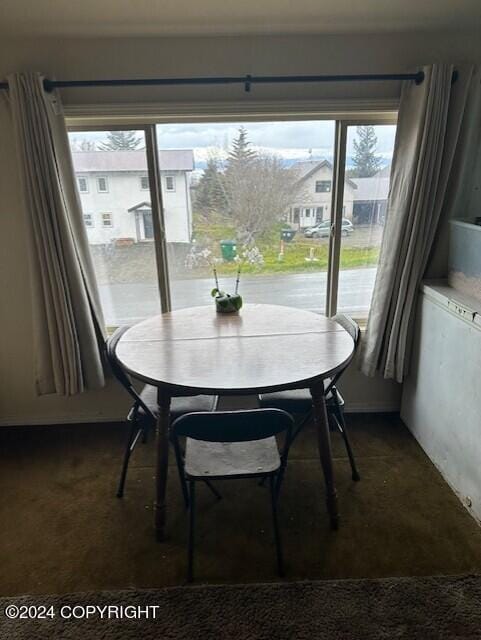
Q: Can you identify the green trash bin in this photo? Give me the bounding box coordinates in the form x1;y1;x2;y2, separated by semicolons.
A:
220;239;237;262
280;228;297;243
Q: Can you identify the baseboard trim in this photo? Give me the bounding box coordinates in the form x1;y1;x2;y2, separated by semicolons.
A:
345;402;399;414
0;401;400;427
0;414;125;427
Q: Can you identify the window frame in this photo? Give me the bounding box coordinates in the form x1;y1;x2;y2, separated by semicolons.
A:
164;175;176;192
77;176;89;193
315;180;332;193
83;213;94;227
327;118;397;318
68;109;397;321
96;176;109;193
101;212;114;228
140;175;149;190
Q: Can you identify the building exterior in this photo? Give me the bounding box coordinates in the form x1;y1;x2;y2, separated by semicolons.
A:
351;176;390;225
287;160;357;229
287;160;390;228
72;149;194;245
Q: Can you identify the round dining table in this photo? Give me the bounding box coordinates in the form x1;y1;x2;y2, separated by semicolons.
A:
115;303;355;540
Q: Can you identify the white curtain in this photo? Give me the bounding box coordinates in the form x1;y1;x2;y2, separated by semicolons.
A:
8;72;106;395
360;63;477;382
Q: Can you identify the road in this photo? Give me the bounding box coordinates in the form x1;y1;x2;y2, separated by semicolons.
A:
99;267;376;326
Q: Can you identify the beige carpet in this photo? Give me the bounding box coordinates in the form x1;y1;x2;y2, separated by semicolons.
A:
1;575;480;639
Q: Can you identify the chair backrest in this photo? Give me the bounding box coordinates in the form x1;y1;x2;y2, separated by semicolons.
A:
333;313;361;348
171;408;294;445
106;326;156;420
106;325;132;390
326;314;361;390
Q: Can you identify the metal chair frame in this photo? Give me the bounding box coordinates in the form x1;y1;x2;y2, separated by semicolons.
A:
170;408;294;582
106;326;218;500
259;314;361;482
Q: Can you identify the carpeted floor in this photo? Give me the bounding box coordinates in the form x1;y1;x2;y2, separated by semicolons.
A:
1;575;481;639
1;411;481;596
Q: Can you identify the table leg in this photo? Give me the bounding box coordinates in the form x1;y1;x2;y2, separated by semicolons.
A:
155;389;171;541
310;381;339;530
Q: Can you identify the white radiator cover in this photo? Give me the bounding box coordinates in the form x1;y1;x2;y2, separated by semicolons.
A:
402;282;481;523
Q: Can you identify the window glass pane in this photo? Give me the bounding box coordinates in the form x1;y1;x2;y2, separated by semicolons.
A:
78;176;88;193
68;130;161;329
315;180;331;193
83;213;93;227
101;212;113;227
337;123;396;318
156;120;335;312
97;176;109;192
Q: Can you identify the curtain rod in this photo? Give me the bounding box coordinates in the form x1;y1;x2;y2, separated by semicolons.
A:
0;71;428;93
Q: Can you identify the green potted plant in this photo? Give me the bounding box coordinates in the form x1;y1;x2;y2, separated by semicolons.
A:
211;263;243;313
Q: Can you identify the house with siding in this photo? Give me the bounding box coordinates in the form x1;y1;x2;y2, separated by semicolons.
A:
72;149;194;245
287;160;358;229
288;160;391;228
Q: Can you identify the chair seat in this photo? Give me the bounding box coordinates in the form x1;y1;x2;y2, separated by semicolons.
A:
184;437;281;478
130;385;217;424
259;385;343;413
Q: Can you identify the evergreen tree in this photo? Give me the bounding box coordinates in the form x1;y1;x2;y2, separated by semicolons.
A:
99;131;142;151
194;156;228;215
225;127;256;173
351;126;382;177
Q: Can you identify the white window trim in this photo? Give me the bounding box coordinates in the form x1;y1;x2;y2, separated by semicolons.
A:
140;175;149;190
77;176;89;193
97;176;109;193
315;180;332;193
165;175;176;192
101;212;113;228
83;213;94;228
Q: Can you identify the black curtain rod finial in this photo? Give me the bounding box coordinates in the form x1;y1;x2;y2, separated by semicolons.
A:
43;78;55;93
414;71;425;85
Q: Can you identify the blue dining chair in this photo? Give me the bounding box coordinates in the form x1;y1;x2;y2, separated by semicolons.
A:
171;408;294;582
106;326;218;500
258;313;361;482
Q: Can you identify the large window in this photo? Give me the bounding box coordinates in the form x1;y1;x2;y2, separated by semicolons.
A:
335;123;396;317
68;115;396;330
68;129;162;329
157;120;336;313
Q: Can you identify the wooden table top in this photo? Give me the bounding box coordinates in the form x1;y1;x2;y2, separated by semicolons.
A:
115;304;354;395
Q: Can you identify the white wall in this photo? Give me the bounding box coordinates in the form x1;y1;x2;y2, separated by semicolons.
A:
160;171;192;243
2;31;481;425
79;171;145;244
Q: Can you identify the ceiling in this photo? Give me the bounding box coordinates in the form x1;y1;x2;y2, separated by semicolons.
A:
0;0;480;37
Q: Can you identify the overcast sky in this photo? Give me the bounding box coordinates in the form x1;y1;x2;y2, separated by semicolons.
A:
70;120;397;164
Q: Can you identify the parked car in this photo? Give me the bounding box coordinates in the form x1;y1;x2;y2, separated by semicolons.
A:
304;219;353;238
